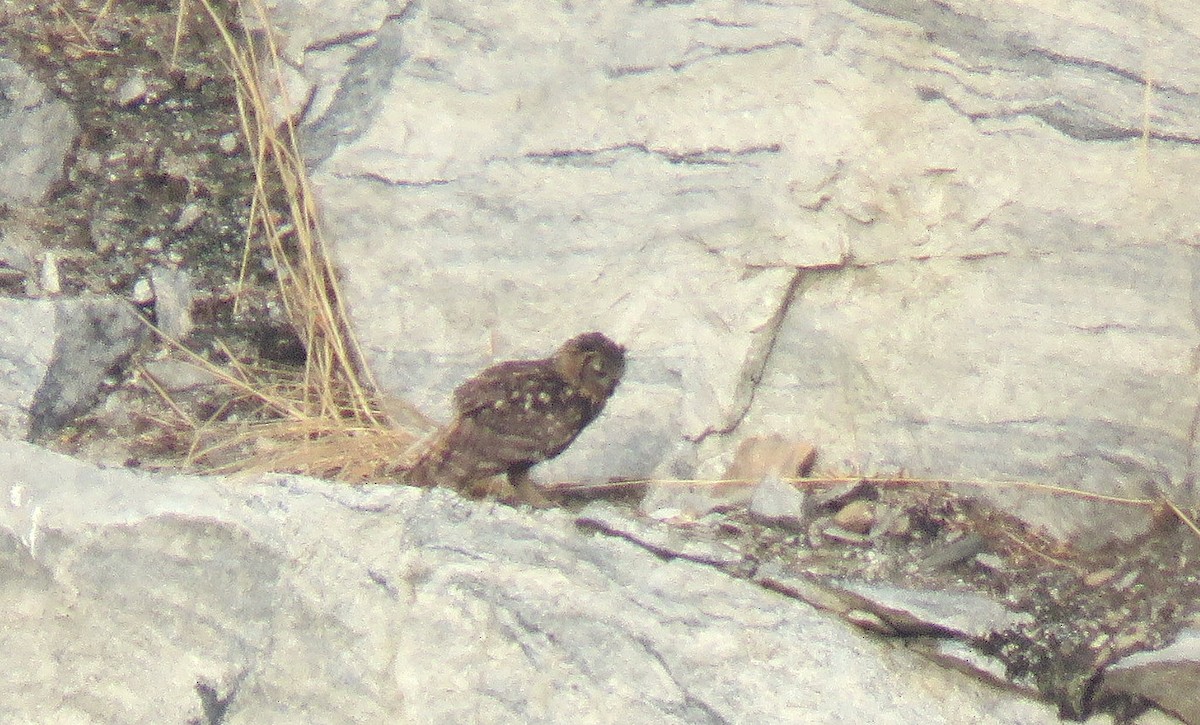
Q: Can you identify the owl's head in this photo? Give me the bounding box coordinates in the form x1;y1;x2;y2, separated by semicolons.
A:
554;331;626;403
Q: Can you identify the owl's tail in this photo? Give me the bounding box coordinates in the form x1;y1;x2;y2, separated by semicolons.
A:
404;425;454;488
404;419;504;492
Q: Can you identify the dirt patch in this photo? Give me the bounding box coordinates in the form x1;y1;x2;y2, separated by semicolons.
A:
0;0;336;466
3;1;256;291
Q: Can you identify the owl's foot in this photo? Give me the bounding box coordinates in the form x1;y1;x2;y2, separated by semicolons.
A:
456;475;499;499
508;470;560;509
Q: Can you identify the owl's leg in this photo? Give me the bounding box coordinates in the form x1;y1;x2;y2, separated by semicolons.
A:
463;474;514;500
507;466;556;508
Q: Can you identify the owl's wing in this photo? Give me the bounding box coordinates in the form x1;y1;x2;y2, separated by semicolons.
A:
449;357;602;467
452;360;551;416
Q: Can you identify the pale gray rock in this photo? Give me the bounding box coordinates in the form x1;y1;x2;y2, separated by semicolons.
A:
830;581;1035;640
0;298;62;438
1099;629;1200;725
643;435;814;519
639;480;757;522
577;500;747;568
265;0;1200;541
0;296;145;438
0;211;38;290
920;531;987;570
909;638;1037;698
0;57;78;204
0;440;1067;723
37;250;61;295
149;266;195;340
0;58;77;298
114;73;150;107
748;473;808;531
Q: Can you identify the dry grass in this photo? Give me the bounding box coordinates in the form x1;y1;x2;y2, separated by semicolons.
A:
143;0;428;483
48;0;117;56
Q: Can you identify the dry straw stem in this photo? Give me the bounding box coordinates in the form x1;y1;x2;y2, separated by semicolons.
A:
146;0;427;481
795;476;1162;508
193;419;416;482
137;310;421;481
193;0;381;424
588;475;1160;507
50;0;116;54
563;475;1200;541
1161;496;1200;539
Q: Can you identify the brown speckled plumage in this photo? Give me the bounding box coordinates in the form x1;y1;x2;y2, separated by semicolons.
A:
407;332;626;503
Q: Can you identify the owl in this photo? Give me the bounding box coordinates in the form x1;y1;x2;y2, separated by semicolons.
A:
406;332;626;505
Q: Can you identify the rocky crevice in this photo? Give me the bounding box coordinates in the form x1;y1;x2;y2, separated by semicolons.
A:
688;267;806;444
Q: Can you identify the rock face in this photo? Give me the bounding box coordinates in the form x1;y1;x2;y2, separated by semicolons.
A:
0;440;1064;723
266;0;1200;541
0;56;78;205
0;59;140;440
1100;631;1200;725
0;296;145;439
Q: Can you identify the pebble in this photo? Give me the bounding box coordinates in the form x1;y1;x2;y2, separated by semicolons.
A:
115;74;149;107
1084;568;1117;587
38;251;60;295
920;532;985;570
833;499;875;534
131;276;154;304
218;132;240;154
173;203;204;232
821;523;870;545
748;474;807;531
